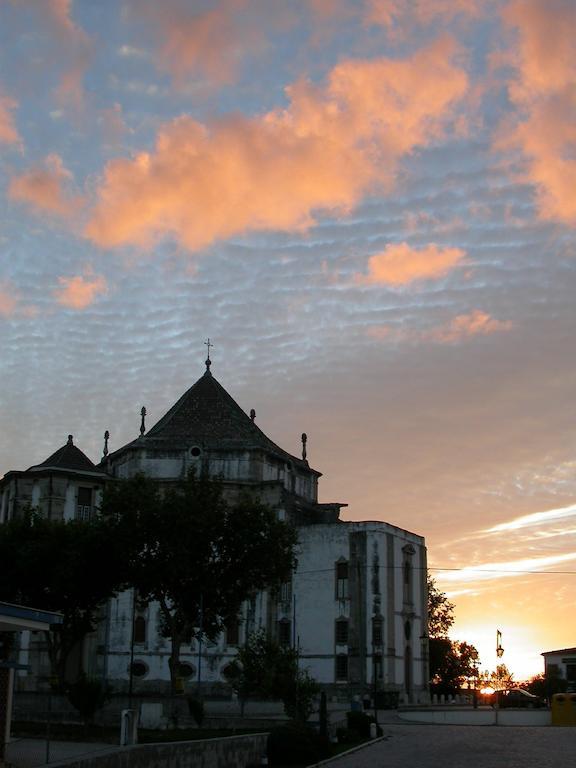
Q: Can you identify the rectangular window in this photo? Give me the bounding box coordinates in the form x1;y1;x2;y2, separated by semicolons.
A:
278;620;291;648
335;654;348;681
226;617;240;647
403;560;413;604
77;487;93;521
133;614;147;645
335;619;349;645
280;581;292;604
336;561;349;599
566;664;576;682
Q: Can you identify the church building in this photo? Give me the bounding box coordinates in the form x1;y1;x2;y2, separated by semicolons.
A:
0;355;429;703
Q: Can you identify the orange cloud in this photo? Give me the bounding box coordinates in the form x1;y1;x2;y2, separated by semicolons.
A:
0;282;18;317
8;154;82;218
498;0;576;226
368;310;512;344
54;270;108;309
0;91;21;145
86;37;468;251
426;310;513;344
356;242;466;287
132;0;276;86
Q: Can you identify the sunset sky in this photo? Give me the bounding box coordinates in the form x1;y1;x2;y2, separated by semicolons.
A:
1;0;575;680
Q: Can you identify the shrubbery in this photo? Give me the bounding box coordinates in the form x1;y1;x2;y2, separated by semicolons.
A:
267;721;331;766
337;710;382;743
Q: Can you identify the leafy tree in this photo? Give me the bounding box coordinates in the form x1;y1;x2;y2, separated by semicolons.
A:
100;472;298;692
429;638;479;695
489;663;514;690
226;629;319;721
523;670;567;700
426;575;479;694
0;509;125;687
427;575;455;638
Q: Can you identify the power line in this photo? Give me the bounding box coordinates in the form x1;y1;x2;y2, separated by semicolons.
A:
294;564;576;576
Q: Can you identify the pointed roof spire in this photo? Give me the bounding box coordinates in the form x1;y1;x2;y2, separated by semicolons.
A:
204;338;213;375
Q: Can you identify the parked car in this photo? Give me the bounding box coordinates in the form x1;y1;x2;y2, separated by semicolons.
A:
493;688;546;708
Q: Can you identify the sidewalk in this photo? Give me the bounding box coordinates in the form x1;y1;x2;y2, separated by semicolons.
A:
4;739;118;768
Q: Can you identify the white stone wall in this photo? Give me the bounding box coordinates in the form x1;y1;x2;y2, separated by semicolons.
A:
109;446;317;503
102;520;427;699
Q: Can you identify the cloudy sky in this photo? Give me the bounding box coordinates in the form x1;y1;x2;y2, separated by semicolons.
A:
1;0;575;678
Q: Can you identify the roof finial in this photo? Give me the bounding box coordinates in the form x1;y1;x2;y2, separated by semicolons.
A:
250;408;256;422
140;407;147;436
204;338;213;374
301;432;307;461
103;430;110;458
67;434;73;445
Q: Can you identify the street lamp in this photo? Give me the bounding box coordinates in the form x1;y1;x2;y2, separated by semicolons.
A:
496;629;504;658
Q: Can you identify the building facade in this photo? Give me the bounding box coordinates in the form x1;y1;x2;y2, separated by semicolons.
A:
542;647;576;691
1;361;429;702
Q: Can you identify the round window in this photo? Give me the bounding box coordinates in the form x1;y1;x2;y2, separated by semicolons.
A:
221;662;240;681
190;446;201;458
130;660;148;678
178;662;196;679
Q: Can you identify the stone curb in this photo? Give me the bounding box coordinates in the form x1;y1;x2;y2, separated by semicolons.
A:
309;736;389;766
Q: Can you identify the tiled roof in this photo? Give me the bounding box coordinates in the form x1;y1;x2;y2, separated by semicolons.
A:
29;435;99;473
136;369;312;470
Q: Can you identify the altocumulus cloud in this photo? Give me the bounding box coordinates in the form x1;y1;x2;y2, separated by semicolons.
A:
84;37;468;252
355;242;467;287
497;0;576;226
53;271;108;310
367;309;512;345
8;154;82;219
0;89;20;145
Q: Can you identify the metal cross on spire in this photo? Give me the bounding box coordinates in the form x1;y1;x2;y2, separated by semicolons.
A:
204;338;213;372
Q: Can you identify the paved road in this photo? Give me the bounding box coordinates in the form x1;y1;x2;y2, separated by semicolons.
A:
326;723;576;768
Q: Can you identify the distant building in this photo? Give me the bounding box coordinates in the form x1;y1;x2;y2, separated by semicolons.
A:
0;602;62;762
542;647;576;691
0;358;429;702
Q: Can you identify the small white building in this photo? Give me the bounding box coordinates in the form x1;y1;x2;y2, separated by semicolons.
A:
1;360;429;702
542;647;576;691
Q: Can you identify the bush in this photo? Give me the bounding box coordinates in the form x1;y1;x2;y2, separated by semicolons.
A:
346;710;373;739
66;675;109;725
267;721;331;766
186;696;205;727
